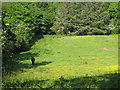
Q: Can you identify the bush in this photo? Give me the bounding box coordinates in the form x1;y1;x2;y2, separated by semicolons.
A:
87;32;93;35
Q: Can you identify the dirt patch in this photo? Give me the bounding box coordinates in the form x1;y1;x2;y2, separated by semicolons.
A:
102;48;110;51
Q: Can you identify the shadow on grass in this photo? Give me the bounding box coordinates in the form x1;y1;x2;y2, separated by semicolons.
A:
2;73;119;89
3;52;39;67
3;51;40;67
2;60;52;78
2;51;52;76
36;61;52;65
21;61;52;66
4;60;52;70
51;73;119;89
2;35;53;79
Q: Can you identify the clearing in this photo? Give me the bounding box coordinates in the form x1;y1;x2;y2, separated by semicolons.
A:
3;35;119;88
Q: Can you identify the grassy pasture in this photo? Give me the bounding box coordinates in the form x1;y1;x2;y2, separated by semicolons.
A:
2;35;119;88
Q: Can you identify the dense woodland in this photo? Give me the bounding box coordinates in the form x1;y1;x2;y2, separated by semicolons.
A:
2;2;120;62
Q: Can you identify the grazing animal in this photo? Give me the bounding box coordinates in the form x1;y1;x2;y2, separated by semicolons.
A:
31;57;35;65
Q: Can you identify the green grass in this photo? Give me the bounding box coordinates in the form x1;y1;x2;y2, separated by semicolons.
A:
2;35;119;88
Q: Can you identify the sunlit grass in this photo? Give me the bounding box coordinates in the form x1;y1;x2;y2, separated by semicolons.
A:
3;34;118;88
97;65;119;72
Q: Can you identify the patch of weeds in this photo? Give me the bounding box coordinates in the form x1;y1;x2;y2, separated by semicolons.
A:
2;79;49;88
85;61;88;64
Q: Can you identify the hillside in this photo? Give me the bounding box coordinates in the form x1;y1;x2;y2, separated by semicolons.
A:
2;35;119;88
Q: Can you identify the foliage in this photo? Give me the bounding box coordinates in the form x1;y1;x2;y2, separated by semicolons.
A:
2;2;59;57
108;2;120;34
51;2;111;35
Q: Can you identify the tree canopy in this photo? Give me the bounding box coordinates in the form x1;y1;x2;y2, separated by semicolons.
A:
2;2;59;55
51;2;111;35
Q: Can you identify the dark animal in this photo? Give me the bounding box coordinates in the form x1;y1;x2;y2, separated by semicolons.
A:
31;57;35;65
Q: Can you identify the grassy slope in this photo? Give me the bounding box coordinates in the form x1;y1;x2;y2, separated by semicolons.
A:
3;35;119;88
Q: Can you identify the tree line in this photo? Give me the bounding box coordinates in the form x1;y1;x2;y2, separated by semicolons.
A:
51;2;120;35
2;2;120;60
